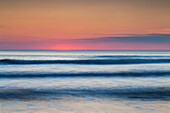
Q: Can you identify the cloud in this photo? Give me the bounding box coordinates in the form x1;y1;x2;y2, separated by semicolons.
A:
74;34;170;43
0;33;170;50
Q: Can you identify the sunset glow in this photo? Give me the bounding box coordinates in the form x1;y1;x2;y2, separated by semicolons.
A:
0;0;170;50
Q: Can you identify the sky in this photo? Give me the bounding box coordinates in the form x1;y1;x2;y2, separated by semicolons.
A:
0;0;170;50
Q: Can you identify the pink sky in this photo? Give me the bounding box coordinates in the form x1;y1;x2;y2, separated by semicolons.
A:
0;0;170;50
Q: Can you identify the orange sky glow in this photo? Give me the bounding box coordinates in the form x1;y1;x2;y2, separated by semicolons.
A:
0;0;170;50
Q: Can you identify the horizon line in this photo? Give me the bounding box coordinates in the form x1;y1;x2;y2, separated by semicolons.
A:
0;49;170;51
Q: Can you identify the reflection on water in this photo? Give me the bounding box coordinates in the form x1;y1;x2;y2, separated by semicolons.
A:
1;95;170;113
0;77;170;113
0;51;170;113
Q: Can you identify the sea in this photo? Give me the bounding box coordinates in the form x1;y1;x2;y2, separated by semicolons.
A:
0;50;170;113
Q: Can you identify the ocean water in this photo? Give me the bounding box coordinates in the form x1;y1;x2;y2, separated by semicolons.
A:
0;50;170;113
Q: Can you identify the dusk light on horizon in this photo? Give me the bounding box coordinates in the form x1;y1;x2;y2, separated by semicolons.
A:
0;0;170;50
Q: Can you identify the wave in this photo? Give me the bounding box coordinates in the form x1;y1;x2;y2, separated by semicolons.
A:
0;87;169;101
0;71;170;78
96;55;170;58
1;58;170;65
